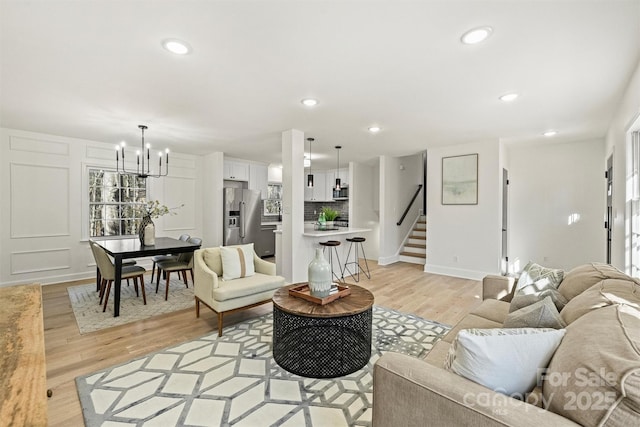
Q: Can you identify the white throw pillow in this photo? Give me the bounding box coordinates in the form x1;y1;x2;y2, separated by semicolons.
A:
220;244;255;281
448;328;566;397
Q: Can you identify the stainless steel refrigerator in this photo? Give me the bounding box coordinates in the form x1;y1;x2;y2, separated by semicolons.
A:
223;188;262;247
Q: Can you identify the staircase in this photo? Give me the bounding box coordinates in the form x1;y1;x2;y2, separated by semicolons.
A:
399;215;427;264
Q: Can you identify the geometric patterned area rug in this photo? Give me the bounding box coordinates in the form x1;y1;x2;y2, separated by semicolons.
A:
67;277;195;334
75;306;450;426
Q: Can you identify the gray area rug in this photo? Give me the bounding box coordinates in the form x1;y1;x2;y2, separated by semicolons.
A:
76;306;450;426
68;277;195;334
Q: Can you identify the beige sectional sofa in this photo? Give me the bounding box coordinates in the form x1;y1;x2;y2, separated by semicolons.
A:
373;263;640;427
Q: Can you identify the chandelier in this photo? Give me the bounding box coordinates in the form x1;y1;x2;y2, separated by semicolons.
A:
115;125;169;178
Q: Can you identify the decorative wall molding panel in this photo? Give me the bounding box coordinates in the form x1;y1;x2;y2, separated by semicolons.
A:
10;136;69;156
11;248;70;274
163;176;197;231
10;163;70;238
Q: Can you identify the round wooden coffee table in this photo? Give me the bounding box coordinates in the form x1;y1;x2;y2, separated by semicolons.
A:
272;283;374;378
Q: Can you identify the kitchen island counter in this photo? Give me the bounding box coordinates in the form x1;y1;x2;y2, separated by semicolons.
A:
302;226;371;237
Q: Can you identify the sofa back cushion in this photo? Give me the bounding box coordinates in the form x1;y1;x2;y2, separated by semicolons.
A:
561;278;640;325
543;304;640;426
558;262;633;301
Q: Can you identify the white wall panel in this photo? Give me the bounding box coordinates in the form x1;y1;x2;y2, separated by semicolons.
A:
10;136;69;156
11;248;70;274
163;176;196;231
10;163;70;238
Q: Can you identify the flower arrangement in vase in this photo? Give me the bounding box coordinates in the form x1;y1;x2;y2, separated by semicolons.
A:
137;199;183;245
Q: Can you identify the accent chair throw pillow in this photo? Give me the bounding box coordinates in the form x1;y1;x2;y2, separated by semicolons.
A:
220;244;256;281
446;328;566;397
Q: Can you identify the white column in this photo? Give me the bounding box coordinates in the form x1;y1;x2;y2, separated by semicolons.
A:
281;129;306;283
202;152;224;247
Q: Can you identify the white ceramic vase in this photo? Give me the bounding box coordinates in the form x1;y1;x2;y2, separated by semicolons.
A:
143;222;156;246
308;248;332;297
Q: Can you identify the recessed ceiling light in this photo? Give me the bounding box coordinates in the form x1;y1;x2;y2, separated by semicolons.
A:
368;126;381;133
461;26;493;44
301;98;318;107
499;93;519;102
543;130;558;137
162;39;192;55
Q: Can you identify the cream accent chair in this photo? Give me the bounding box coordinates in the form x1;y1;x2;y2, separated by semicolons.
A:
194;246;286;336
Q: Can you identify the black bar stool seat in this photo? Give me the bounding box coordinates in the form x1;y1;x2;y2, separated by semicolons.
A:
343;237;371;282
319;240;344;282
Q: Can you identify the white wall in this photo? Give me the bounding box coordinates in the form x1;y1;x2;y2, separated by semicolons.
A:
378;153;423;264
507;139;605;270
425;140;502;280
605;60;640;273
0;128;203;287
349;161;380;260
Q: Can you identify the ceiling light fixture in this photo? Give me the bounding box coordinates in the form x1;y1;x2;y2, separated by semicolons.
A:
499;93;519;102
115;125;169;179
368;126;381;133
301;98;318;107
334;145;342;191
307;137;314;188
162;39;192;55
543;130;558;137
461;26;493;44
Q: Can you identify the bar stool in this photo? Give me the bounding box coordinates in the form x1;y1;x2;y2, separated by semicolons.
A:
319;240;344;283
342;237;371;282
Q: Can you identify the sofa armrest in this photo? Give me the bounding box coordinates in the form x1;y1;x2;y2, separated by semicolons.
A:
194;250;219;302
482;274;516;302
373;352;578;427
254;253;276;276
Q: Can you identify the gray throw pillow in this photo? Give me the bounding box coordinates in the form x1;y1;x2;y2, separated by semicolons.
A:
504;296;567;329
510;283;569;313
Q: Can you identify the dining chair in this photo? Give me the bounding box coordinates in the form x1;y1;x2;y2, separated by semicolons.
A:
155;237;202;301
150;234;190;282
90;241;147;312
89;242;137;292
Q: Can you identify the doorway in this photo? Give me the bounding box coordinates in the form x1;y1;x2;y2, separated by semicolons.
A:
606;154;613;264
502;168;509;274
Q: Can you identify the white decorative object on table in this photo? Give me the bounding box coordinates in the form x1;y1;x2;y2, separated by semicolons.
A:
308;248;332;297
143;221;155;246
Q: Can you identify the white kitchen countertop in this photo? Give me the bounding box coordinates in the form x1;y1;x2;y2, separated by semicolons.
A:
302;226;371;237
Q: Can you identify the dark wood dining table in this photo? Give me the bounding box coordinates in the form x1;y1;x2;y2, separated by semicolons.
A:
90;237;202;317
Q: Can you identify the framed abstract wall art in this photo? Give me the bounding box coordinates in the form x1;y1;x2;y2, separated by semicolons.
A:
441;153;478;205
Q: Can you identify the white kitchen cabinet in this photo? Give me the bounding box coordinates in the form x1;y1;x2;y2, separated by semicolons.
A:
267;164;282;183
224;160;249;181
249;163;268;198
304;171;328;201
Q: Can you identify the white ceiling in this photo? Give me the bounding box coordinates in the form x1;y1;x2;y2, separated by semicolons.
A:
1;0;639;170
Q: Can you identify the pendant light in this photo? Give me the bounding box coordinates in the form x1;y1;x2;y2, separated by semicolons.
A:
335;145;342;190
307;138;314;188
115;125;169;179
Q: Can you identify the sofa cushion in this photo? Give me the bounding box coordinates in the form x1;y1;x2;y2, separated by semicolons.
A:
202;248;223;276
212;273;285;301
220;244;255;280
510;283;568;313
470;298;511;324
504;297;566;329
442;313;503;344
561;278;640;325
516;261;564;291
558;262;633;301
543;304;640;426
447;328;566;397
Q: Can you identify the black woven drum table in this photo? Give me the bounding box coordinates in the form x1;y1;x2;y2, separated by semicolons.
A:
272;283;374;378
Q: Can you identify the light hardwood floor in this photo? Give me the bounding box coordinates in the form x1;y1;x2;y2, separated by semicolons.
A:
42;260;482;426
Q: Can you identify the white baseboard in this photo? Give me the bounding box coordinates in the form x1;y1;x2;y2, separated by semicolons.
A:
377;255;399;266
423;264;492;281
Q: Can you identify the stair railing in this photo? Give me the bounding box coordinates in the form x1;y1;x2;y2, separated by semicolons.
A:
397;184;423;226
